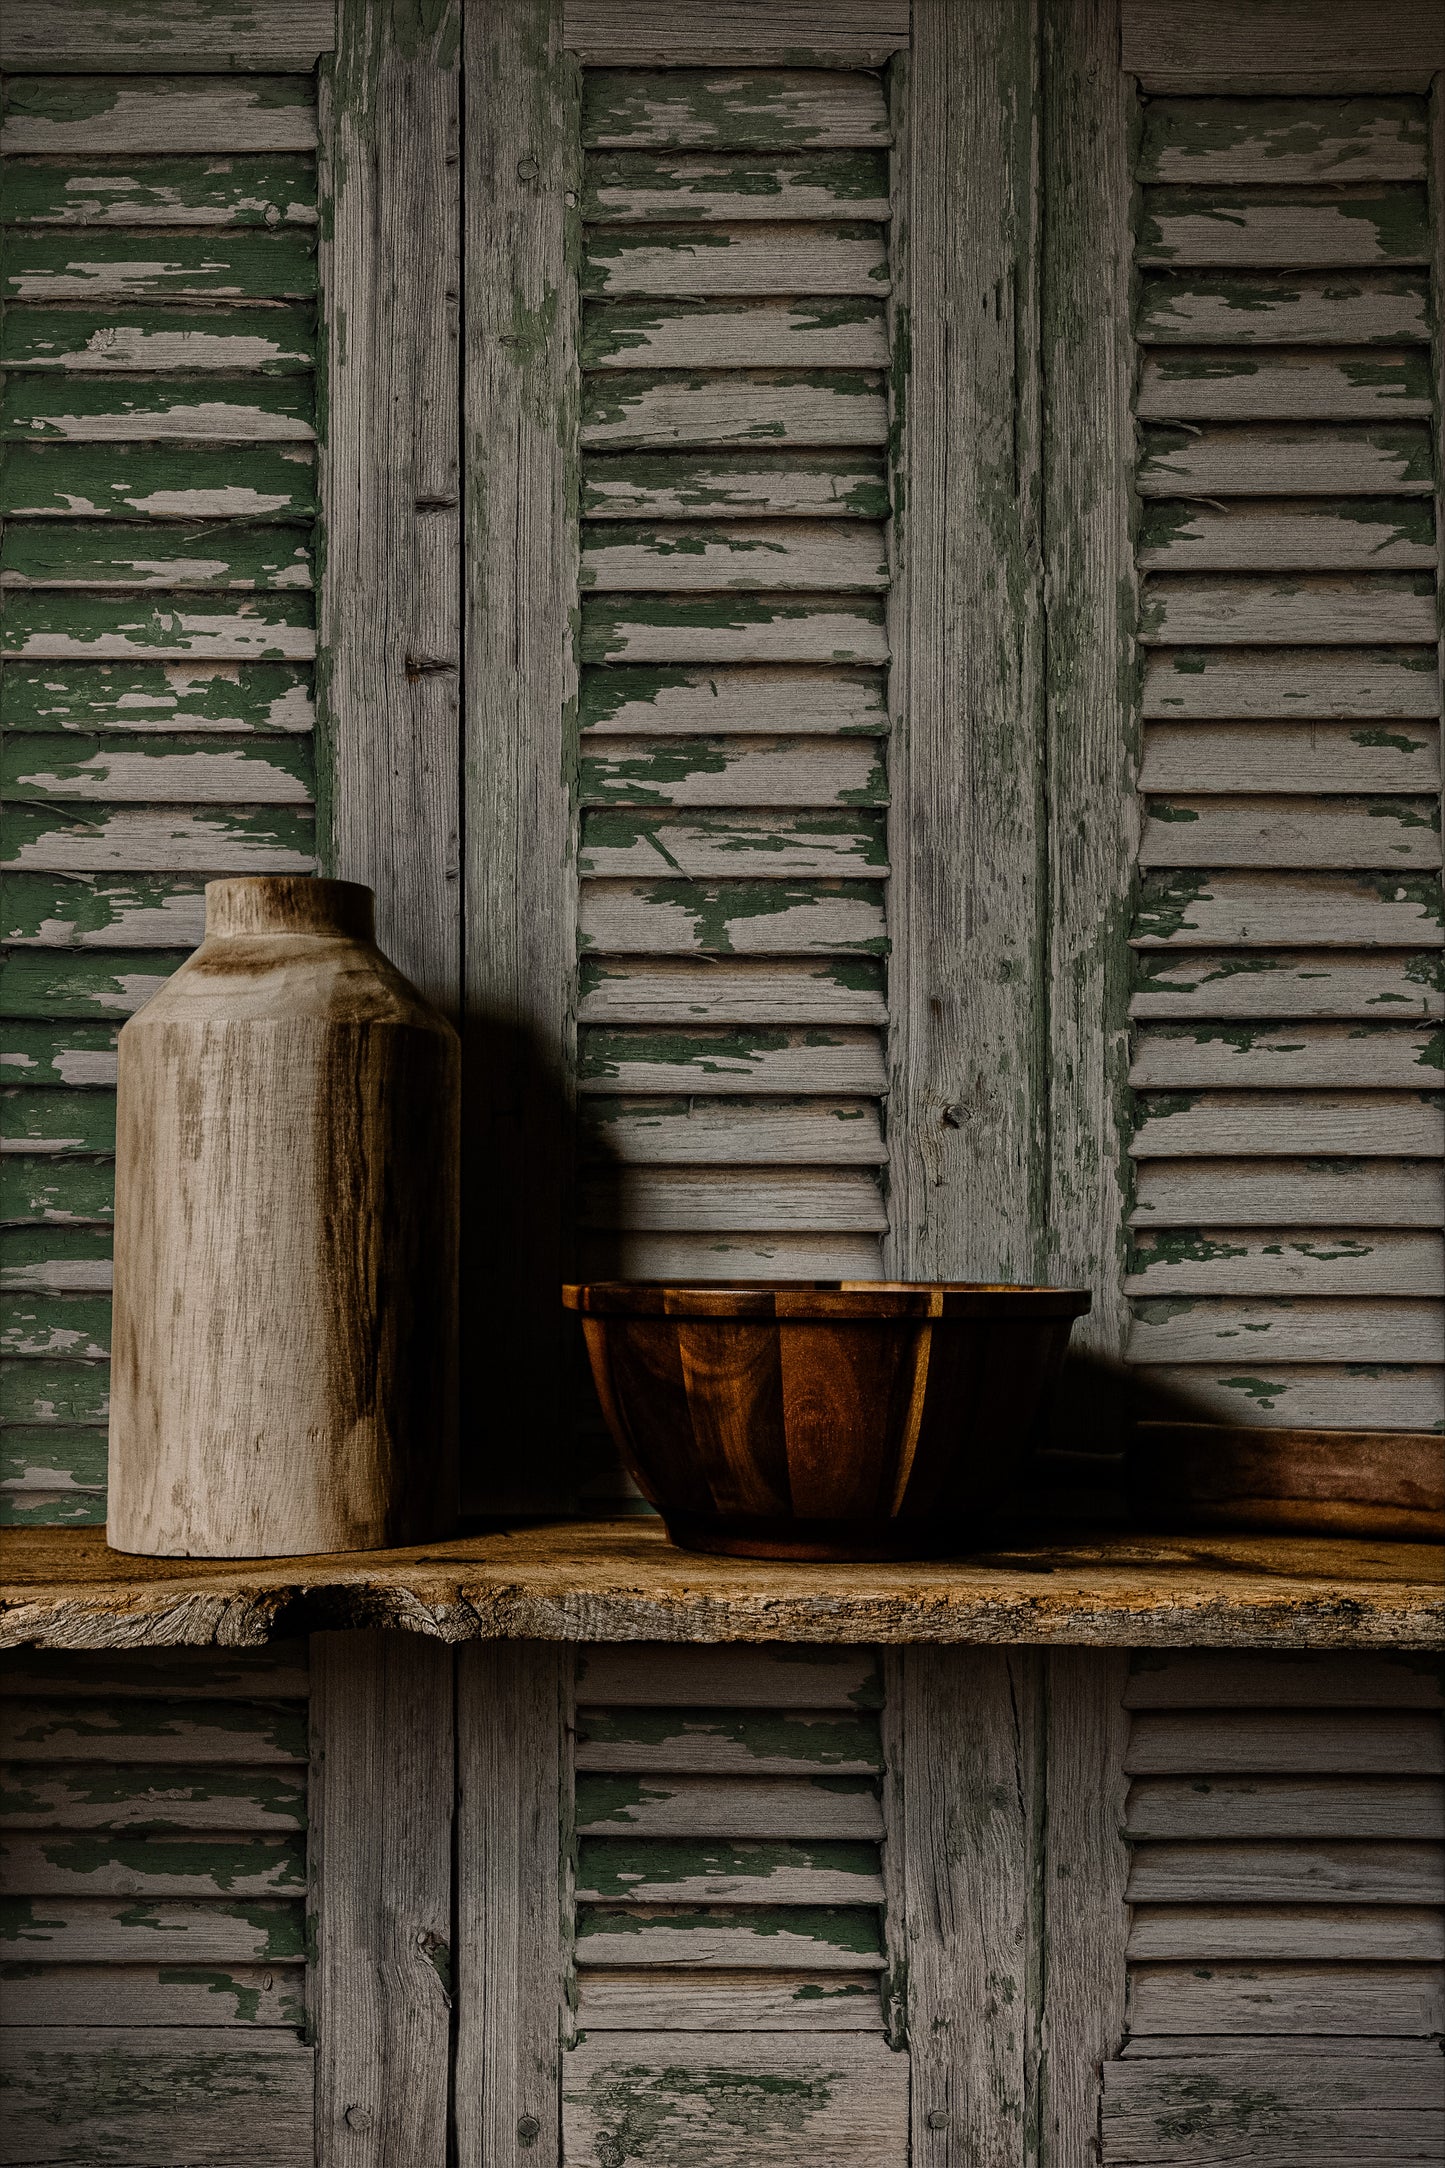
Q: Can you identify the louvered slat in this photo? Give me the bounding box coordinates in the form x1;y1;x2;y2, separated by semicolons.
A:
1126;90;1444;1439
575;77;893;1282
0;80;320;1523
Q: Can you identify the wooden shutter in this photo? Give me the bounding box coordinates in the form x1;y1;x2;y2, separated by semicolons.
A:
1104;1649;1445;2166
1123;66;1445;1442
570;63;895;1284
565;1642;907;2166
0;58;322;1529
0;1640;313;2164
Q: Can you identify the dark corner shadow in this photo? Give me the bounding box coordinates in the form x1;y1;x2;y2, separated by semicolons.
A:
457;1008;626;1519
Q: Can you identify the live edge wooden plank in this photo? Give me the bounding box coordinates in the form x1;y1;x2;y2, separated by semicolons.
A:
2;1523;1440;1651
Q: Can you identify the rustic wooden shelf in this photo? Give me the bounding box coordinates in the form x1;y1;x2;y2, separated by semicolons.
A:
2;1520;1440;1650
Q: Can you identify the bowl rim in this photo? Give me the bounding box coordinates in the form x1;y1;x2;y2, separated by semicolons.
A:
562;1279;1092;1320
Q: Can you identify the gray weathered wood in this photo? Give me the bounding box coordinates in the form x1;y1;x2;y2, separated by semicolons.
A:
1043;1648;1132;2168
7;1961;305;2028
1103;2052;1444;2162
1126;1292;1445;1361
1126;1959;1445;2035
1137;95;1429;184
575;1772;885;1838
1124;1650;1443;1709
462;0;578;1510
1130;951;1443;1022
455;1643;568;2168
562;2032;908;2163
1137;347;1434;421
563;0;910;64
885;0;1045;1283
0;2029;314;2166
577;1643;880;1706
319;0;459;1009
0;77;318;154
1126;1707;1445;1775
0;2;336;72
310;1631;453;2168
1041;0;1136;1378
1125;1837;1444;1904
1132;1159;1444;1228
575;1972;884;2029
886;1647;1040;2168
581;68;890;148
1126;1774;1445;1840
1138;721;1440;794
1120;0;1445;93
1126;1222;1445;1283
1127;1902;1444;1960
581;1099;886;1165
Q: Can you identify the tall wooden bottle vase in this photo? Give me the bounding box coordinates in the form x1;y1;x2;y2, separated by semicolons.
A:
108;877;460;1557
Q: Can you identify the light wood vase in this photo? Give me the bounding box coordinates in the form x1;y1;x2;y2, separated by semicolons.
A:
108;877;460;1558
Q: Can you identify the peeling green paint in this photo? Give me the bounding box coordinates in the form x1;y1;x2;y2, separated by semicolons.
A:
578;1838;879;1895
581;70;890;152
574;1707;882;1767
2;302;317;375
1;155;318;231
583;150;888;220
576;1901;883;1956
2;440;318;520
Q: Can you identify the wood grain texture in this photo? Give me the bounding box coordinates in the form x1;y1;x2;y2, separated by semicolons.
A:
0;2028;314;2166
0;2;337;72
1126;1958;1444;2034
0;77;319;156
1120;0;1445;94
107;880;459;1557
567;1281;1088;1558
561;2030;908;2163
1125;1775;1445;1840
3;1522;1441;1652
319;0;460;1008
563;1;910;64
888;1648;1041;2168
1042;1649;1132;2168
455;1642;568;2168
885;0;1046;1283
462;0;578;1511
311;1631;453;2168
1041;0;1137;1376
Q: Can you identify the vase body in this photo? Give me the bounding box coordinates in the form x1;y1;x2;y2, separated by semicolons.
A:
108;877;460;1557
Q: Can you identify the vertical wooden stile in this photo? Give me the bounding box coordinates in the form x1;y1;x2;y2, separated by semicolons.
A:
462;0;581;1510
886;0;1047;1283
455;1642;571;2168
1041;1650;1132;2168
1433;70;1444;863
310;1631;455;2168
320;0;463;1006
887;1648;1044;2168
1041;0;1138;1389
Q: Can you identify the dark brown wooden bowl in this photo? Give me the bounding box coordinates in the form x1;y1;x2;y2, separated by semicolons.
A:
563;1281;1091;1560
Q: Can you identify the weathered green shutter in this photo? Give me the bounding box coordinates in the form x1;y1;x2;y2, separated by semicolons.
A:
574;66;894;1286
0;1640;313;2161
1123;75;1444;1442
565;1643;907;2160
1103;1650;1444;2164
1;57;322;1527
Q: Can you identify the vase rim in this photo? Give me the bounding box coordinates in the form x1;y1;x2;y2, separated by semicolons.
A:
204;877;376;943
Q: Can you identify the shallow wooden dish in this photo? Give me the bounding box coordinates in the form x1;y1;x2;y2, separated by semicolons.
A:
563;1281;1091;1560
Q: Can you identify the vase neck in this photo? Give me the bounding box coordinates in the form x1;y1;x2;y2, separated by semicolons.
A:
204;878;375;942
